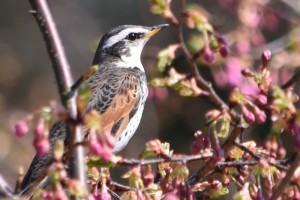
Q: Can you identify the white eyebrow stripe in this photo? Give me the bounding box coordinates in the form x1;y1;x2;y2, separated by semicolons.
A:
103;27;147;49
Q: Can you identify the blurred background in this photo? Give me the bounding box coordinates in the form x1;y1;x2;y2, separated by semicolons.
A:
1;0;300;198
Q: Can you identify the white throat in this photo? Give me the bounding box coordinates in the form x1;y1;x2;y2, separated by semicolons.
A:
121;45;145;71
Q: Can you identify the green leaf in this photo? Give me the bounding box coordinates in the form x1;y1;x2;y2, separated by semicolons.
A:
209;187;229;198
233;193;247;200
87;157;115;168
150;78;167;87
217;118;230;138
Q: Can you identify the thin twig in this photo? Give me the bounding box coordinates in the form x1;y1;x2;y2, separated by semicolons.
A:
118;153;213;166
271;152;300;199
175;0;240;121
108;181;136;192
217;160;260;168
234;142;289;171
281;70;300;89
27;0;86;193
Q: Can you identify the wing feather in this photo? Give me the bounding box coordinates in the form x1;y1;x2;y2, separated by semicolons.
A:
88;67;142;139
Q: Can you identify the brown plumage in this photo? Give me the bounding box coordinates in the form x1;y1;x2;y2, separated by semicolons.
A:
20;24;168;196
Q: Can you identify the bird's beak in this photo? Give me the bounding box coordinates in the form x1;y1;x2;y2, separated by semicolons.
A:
146;24;169;38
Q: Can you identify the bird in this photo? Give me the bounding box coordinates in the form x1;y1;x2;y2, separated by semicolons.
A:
19;24;168;196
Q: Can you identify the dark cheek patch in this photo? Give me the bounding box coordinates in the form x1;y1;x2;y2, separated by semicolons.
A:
112;41;131;57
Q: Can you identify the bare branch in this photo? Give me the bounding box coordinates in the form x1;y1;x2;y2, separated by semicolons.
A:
108;181;136;192
118;153;213;166
281;70;300;89
234;142;289;171
27;0;86;192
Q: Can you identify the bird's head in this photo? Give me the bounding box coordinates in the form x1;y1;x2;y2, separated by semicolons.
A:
92;24;169;66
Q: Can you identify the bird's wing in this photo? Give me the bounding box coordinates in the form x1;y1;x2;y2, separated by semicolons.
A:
88;67;142;140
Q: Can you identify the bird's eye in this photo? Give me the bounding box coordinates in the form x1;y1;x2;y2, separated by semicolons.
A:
127;33;137;41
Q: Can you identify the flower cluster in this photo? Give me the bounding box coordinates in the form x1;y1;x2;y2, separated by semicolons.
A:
228;49;272;124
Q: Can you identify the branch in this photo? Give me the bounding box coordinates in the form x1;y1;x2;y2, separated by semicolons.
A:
188;126;245;185
271;151;300;199
108;181;136;192
281;70;300;89
27;0;86;193
216;159;285;168
234;142;289;171
118;153;213;166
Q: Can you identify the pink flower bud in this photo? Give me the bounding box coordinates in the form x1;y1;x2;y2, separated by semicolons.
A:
262;49;271;68
253;107;266;123
55;187;68;200
15;120;29;137
105;133;115;149
142;170;154;188
262;49;271;62
34;138;50;157
289;123;299;135
34;118;45;137
90;139;103;155
203;46;215;65
256;94;268;106
241;68;255;77
216;35;227;45
219;44;229;57
42;190;53;198
100;183;111;200
101;146;112;162
242;106;255;123
163;193;179;200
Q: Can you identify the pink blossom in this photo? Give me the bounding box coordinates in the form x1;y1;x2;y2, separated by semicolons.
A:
241;68;255;77
253;107;266;123
89;132;113;161
202;46;215;65
262;49;271;68
163;193;179;200
104;132;115;149
242;106;255;123
256;94;268;106
141;167;154;187
213;70;227;88
219;44;229;57
239;84;258;96
15;120;29;137
54;187;68;200
101;146;113;162
262;49;271;62
34;138;50;157
34;118;45;137
225;58;243;87
236;41;250;55
90;139;104;155
99;183;111;200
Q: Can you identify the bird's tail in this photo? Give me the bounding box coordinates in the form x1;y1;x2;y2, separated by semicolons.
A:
19;121;66;197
